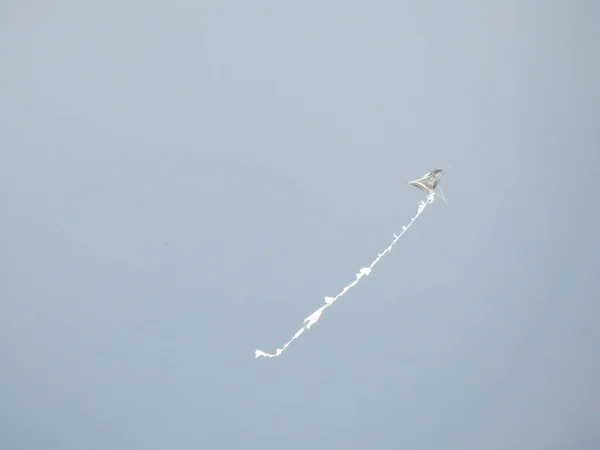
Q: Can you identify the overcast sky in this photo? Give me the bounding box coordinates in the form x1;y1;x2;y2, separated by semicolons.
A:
2;1;599;449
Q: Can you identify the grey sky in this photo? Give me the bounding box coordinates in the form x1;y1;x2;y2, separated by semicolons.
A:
2;1;599;449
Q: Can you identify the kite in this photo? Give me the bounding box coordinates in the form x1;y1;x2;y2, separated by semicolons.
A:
406;169;447;203
254;169;446;359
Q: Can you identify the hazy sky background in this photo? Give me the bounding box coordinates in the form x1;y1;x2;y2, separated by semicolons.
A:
2;1;599;449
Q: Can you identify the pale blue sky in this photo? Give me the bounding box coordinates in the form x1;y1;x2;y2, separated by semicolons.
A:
2;1;599;449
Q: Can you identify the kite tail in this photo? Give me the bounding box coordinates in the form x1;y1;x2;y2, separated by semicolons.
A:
254;192;436;359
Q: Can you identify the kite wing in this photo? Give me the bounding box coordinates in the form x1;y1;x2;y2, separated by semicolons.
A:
406;169;444;194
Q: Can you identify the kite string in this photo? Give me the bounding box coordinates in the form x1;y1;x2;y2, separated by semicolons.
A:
254;193;435;359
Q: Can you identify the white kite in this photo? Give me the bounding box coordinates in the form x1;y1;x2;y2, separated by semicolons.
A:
254;169;446;359
406;169;447;203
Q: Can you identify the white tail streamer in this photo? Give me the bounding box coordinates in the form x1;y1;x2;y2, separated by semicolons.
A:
254;191;437;359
